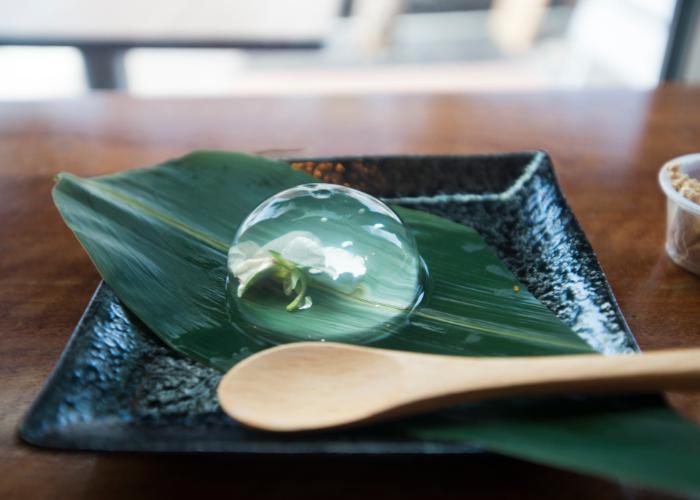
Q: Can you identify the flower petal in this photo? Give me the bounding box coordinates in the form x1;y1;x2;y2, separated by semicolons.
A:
281;236;326;268
236;259;276;297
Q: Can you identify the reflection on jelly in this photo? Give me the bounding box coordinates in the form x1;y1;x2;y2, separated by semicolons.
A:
227;183;425;343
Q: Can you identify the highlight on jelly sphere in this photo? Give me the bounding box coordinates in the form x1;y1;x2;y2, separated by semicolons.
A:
227;183;424;343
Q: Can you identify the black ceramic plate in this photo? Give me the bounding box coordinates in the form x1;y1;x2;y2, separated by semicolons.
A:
20;152;638;454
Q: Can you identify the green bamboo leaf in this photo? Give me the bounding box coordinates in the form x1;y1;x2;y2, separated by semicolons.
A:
53;150;592;370
52;150;700;496
406;398;700;496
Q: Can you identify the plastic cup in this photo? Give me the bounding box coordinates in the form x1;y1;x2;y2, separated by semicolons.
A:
658;153;700;276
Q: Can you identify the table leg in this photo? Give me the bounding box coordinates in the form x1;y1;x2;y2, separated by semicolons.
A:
79;46;127;90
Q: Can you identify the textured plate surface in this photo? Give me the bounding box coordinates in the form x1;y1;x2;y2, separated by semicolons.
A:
21;152;638;453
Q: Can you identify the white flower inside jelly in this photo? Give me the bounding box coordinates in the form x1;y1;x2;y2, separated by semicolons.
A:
227;183;424;342
228;231;366;311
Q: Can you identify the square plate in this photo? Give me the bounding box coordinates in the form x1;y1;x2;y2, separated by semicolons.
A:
20;152;638;453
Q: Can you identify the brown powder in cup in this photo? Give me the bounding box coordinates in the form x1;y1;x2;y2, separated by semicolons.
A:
665;164;700;275
667;163;700;204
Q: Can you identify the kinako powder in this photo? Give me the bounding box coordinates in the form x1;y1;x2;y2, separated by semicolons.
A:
667;164;700;204
665;163;700;275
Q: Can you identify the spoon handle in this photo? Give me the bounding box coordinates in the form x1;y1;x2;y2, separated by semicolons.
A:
410;348;700;402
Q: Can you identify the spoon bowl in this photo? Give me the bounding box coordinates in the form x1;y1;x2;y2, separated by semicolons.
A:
218;342;404;431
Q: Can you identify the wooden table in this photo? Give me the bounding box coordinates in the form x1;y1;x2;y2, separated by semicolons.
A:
1;86;699;499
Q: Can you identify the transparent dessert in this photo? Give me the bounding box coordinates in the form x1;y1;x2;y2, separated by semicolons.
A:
227;183;425;343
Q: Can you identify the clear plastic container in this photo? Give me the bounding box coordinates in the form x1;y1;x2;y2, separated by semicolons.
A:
658;153;700;276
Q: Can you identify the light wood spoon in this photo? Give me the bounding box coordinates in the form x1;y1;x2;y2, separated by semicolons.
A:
217;342;700;432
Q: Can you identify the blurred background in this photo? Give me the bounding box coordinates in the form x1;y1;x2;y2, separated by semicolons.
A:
1;0;699;100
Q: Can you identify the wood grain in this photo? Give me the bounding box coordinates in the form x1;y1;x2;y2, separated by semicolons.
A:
2;86;700;499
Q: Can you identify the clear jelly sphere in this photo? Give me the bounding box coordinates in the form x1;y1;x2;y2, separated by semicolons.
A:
227;183;425;343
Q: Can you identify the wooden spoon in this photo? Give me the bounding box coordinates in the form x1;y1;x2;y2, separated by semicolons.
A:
217;342;700;432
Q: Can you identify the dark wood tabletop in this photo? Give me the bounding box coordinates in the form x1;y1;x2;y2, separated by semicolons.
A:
1;86;699;499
